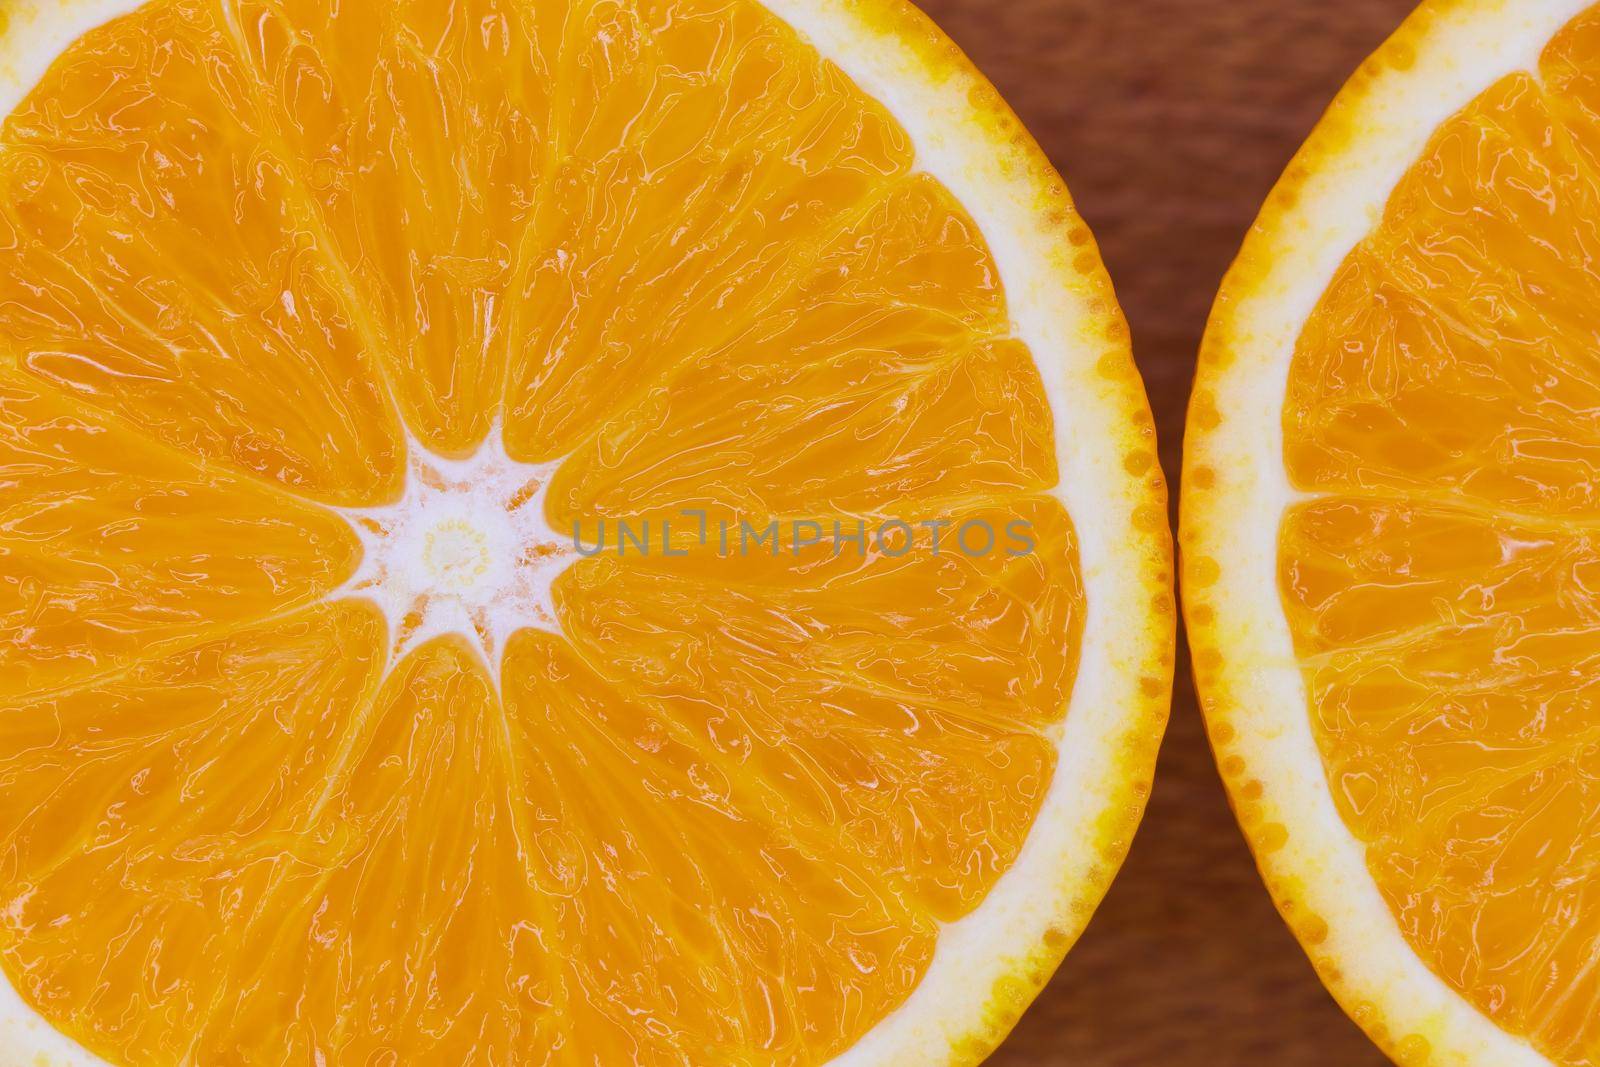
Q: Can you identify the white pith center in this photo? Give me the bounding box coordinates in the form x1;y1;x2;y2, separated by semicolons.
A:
332;434;574;679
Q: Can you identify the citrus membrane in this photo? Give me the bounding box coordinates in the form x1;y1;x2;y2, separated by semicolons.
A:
0;0;1171;1062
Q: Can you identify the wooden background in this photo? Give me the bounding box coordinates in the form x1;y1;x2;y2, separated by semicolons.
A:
904;1;1418;1063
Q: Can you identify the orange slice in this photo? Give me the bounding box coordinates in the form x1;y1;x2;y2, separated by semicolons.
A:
1183;1;1600;1064
0;0;1171;1063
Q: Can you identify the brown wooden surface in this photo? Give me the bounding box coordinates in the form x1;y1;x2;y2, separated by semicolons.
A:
903;1;1418;1063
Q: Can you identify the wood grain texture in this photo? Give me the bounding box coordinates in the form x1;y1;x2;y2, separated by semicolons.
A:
905;1;1418;1063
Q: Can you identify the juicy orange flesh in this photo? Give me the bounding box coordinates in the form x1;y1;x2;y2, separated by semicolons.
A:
1283;6;1600;1061
0;0;1082;1063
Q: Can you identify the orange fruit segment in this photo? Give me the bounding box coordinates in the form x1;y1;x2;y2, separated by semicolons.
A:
0;0;405;502
1185;2;1600;1065
0;0;1170;1063
1285;14;1600;1059
0;375;360;700
555;497;1083;925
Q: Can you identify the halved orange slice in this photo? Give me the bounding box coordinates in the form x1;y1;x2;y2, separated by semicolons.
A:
0;0;1170;1063
1184;1;1600;1064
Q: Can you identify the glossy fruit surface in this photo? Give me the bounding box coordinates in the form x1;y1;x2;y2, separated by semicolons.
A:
1185;1;1600;1063
0;0;1171;1063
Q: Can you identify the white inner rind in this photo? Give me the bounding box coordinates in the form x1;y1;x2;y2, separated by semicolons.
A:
333;431;570;684
1192;1;1596;1064
0;1;1164;1064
